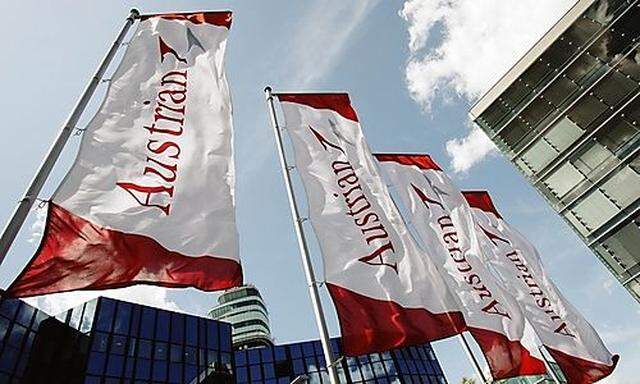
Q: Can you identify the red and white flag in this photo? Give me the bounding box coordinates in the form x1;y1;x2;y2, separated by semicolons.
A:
463;191;618;383
276;94;465;356
8;12;242;297
375;154;546;380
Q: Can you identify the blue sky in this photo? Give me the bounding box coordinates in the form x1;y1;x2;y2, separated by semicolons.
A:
0;1;637;383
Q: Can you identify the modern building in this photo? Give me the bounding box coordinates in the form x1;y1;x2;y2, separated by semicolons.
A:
0;295;235;383
209;285;273;349
0;294;449;383
234;338;447;384
470;0;640;301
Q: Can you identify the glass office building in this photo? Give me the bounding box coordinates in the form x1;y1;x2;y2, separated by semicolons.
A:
233;338;446;384
470;0;640;301
0;295;449;383
209;285;273;349
0;295;234;384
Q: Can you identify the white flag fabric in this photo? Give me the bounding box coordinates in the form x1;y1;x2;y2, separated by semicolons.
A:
276;94;466;356
375;154;546;380
463;191;618;384
9;12;242;297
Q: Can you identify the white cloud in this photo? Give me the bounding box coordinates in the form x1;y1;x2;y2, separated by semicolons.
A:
445;124;496;173
288;1;381;88
25;285;183;317
400;0;575;171
27;204;47;244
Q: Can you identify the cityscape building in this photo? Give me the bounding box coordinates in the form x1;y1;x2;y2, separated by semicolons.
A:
0;294;449;383
209;285;273;349
470;0;640;301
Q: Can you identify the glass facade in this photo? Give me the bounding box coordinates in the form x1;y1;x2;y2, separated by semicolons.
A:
209;285;273;349
0;295;449;384
471;0;640;302
234;338;446;384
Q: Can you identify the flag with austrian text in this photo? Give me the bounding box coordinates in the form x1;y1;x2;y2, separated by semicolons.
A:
9;12;242;297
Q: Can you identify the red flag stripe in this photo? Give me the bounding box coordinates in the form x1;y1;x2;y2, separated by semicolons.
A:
276;93;359;122
462;190;503;220
546;347;619;384
374;153;443;171
326;283;466;356
140;11;233;28
469;327;547;380
7;203;242;298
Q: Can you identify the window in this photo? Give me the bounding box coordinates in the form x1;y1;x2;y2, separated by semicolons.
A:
95;299;115;332
15;304;34;328
113;302;132;335
596;218;640;278
140;308;156;339
170;313;184;344
570;189;620;232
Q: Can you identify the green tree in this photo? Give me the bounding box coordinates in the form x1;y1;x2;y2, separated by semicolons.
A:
461;378;477;384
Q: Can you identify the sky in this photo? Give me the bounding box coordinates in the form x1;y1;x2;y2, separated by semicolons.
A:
0;1;638;383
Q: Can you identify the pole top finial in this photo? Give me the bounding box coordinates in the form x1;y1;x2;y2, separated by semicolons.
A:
129;8;141;19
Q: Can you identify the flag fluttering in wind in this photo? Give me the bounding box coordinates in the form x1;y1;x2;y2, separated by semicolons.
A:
464;191;618;384
8;12;242;297
275;94;466;356
375;154;547;380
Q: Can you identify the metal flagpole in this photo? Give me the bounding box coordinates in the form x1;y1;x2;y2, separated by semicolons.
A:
264;86;341;384
458;333;489;383
0;8;140;265
539;346;562;384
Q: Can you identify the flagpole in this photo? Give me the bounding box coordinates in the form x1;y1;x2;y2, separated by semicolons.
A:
264;86;341;384
0;8;140;265
458;333;489;383
539;346;562;384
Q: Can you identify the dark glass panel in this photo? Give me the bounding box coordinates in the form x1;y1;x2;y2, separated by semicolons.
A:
110;335;127;355
113;302;132;335
138;340;152;359
0;317;9;343
106;354;125;377
185;316;198;346
7;324;26;347
568;94;609;129
92;332;109;352
154;342;168;360
86;351;106;375
206;321;218;349
135;358;151;380
15;303;34;327
593;69;639;107
0;299;20;320
0;346;18;373
140;308;156;339
219;324;231;351
95;299;115;332
152;360;167;381
250;364;262;381
170;313;184;343
170;344;183;362
155;311;170;342
169;362;182;384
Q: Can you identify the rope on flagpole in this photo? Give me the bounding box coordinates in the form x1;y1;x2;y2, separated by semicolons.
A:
0;8;140;265
264;86;342;384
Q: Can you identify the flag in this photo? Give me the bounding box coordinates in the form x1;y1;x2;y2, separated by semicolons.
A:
8;12;242;297
276;94;465;356
375;154;546;380
463;190;619;383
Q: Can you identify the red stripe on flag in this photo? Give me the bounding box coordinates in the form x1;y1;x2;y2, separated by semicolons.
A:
546;346;619;384
326;283;466;356
140;11;233;28
462;190;503;220
7;203;242;298
276;93;359;122
374;153;442;171
469;327;547;380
